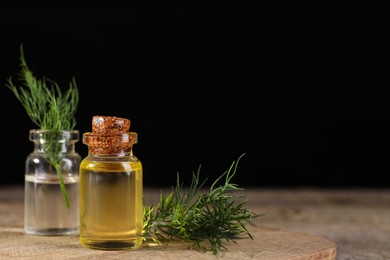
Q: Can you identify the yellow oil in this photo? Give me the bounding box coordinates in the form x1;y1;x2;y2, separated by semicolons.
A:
79;158;143;250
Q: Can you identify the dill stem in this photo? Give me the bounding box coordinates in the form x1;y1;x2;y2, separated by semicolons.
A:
53;162;70;208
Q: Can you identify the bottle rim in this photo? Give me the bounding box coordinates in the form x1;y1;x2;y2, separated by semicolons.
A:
29;129;80;143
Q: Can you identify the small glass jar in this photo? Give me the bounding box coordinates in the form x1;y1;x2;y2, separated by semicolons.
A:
79;116;143;250
25;129;81;235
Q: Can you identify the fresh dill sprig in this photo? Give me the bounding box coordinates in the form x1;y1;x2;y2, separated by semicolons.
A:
5;45;79;208
142;153;260;256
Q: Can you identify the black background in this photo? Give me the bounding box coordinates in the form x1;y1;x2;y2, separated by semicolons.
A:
1;9;389;188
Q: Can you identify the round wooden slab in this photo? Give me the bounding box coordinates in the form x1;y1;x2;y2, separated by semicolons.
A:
0;225;336;259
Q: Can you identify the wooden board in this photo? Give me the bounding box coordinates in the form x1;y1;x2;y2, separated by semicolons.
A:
0;225;336;259
0;187;337;259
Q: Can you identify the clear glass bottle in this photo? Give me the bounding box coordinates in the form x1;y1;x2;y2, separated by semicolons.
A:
25;129;81;235
79;116;143;250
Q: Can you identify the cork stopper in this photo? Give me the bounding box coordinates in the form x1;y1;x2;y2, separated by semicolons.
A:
92;116;130;135
83;115;137;155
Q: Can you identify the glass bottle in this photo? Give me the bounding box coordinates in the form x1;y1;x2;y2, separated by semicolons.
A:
79;116;143;250
25;129;81;235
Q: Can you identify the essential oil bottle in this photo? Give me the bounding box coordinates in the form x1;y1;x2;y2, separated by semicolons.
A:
25;130;81;235
79;115;143;250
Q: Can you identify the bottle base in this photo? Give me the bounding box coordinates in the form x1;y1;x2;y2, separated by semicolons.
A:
25;227;79;236
80;238;143;251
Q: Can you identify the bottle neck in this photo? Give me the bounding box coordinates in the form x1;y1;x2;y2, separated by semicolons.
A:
30;129;79;154
34;142;77;154
83;132;137;156
86;147;133;156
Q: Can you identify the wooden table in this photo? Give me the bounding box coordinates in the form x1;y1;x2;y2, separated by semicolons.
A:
1;185;390;259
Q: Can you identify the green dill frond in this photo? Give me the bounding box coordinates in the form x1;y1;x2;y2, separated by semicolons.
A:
142;153;261;256
5;45;79;208
5;45;79;131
